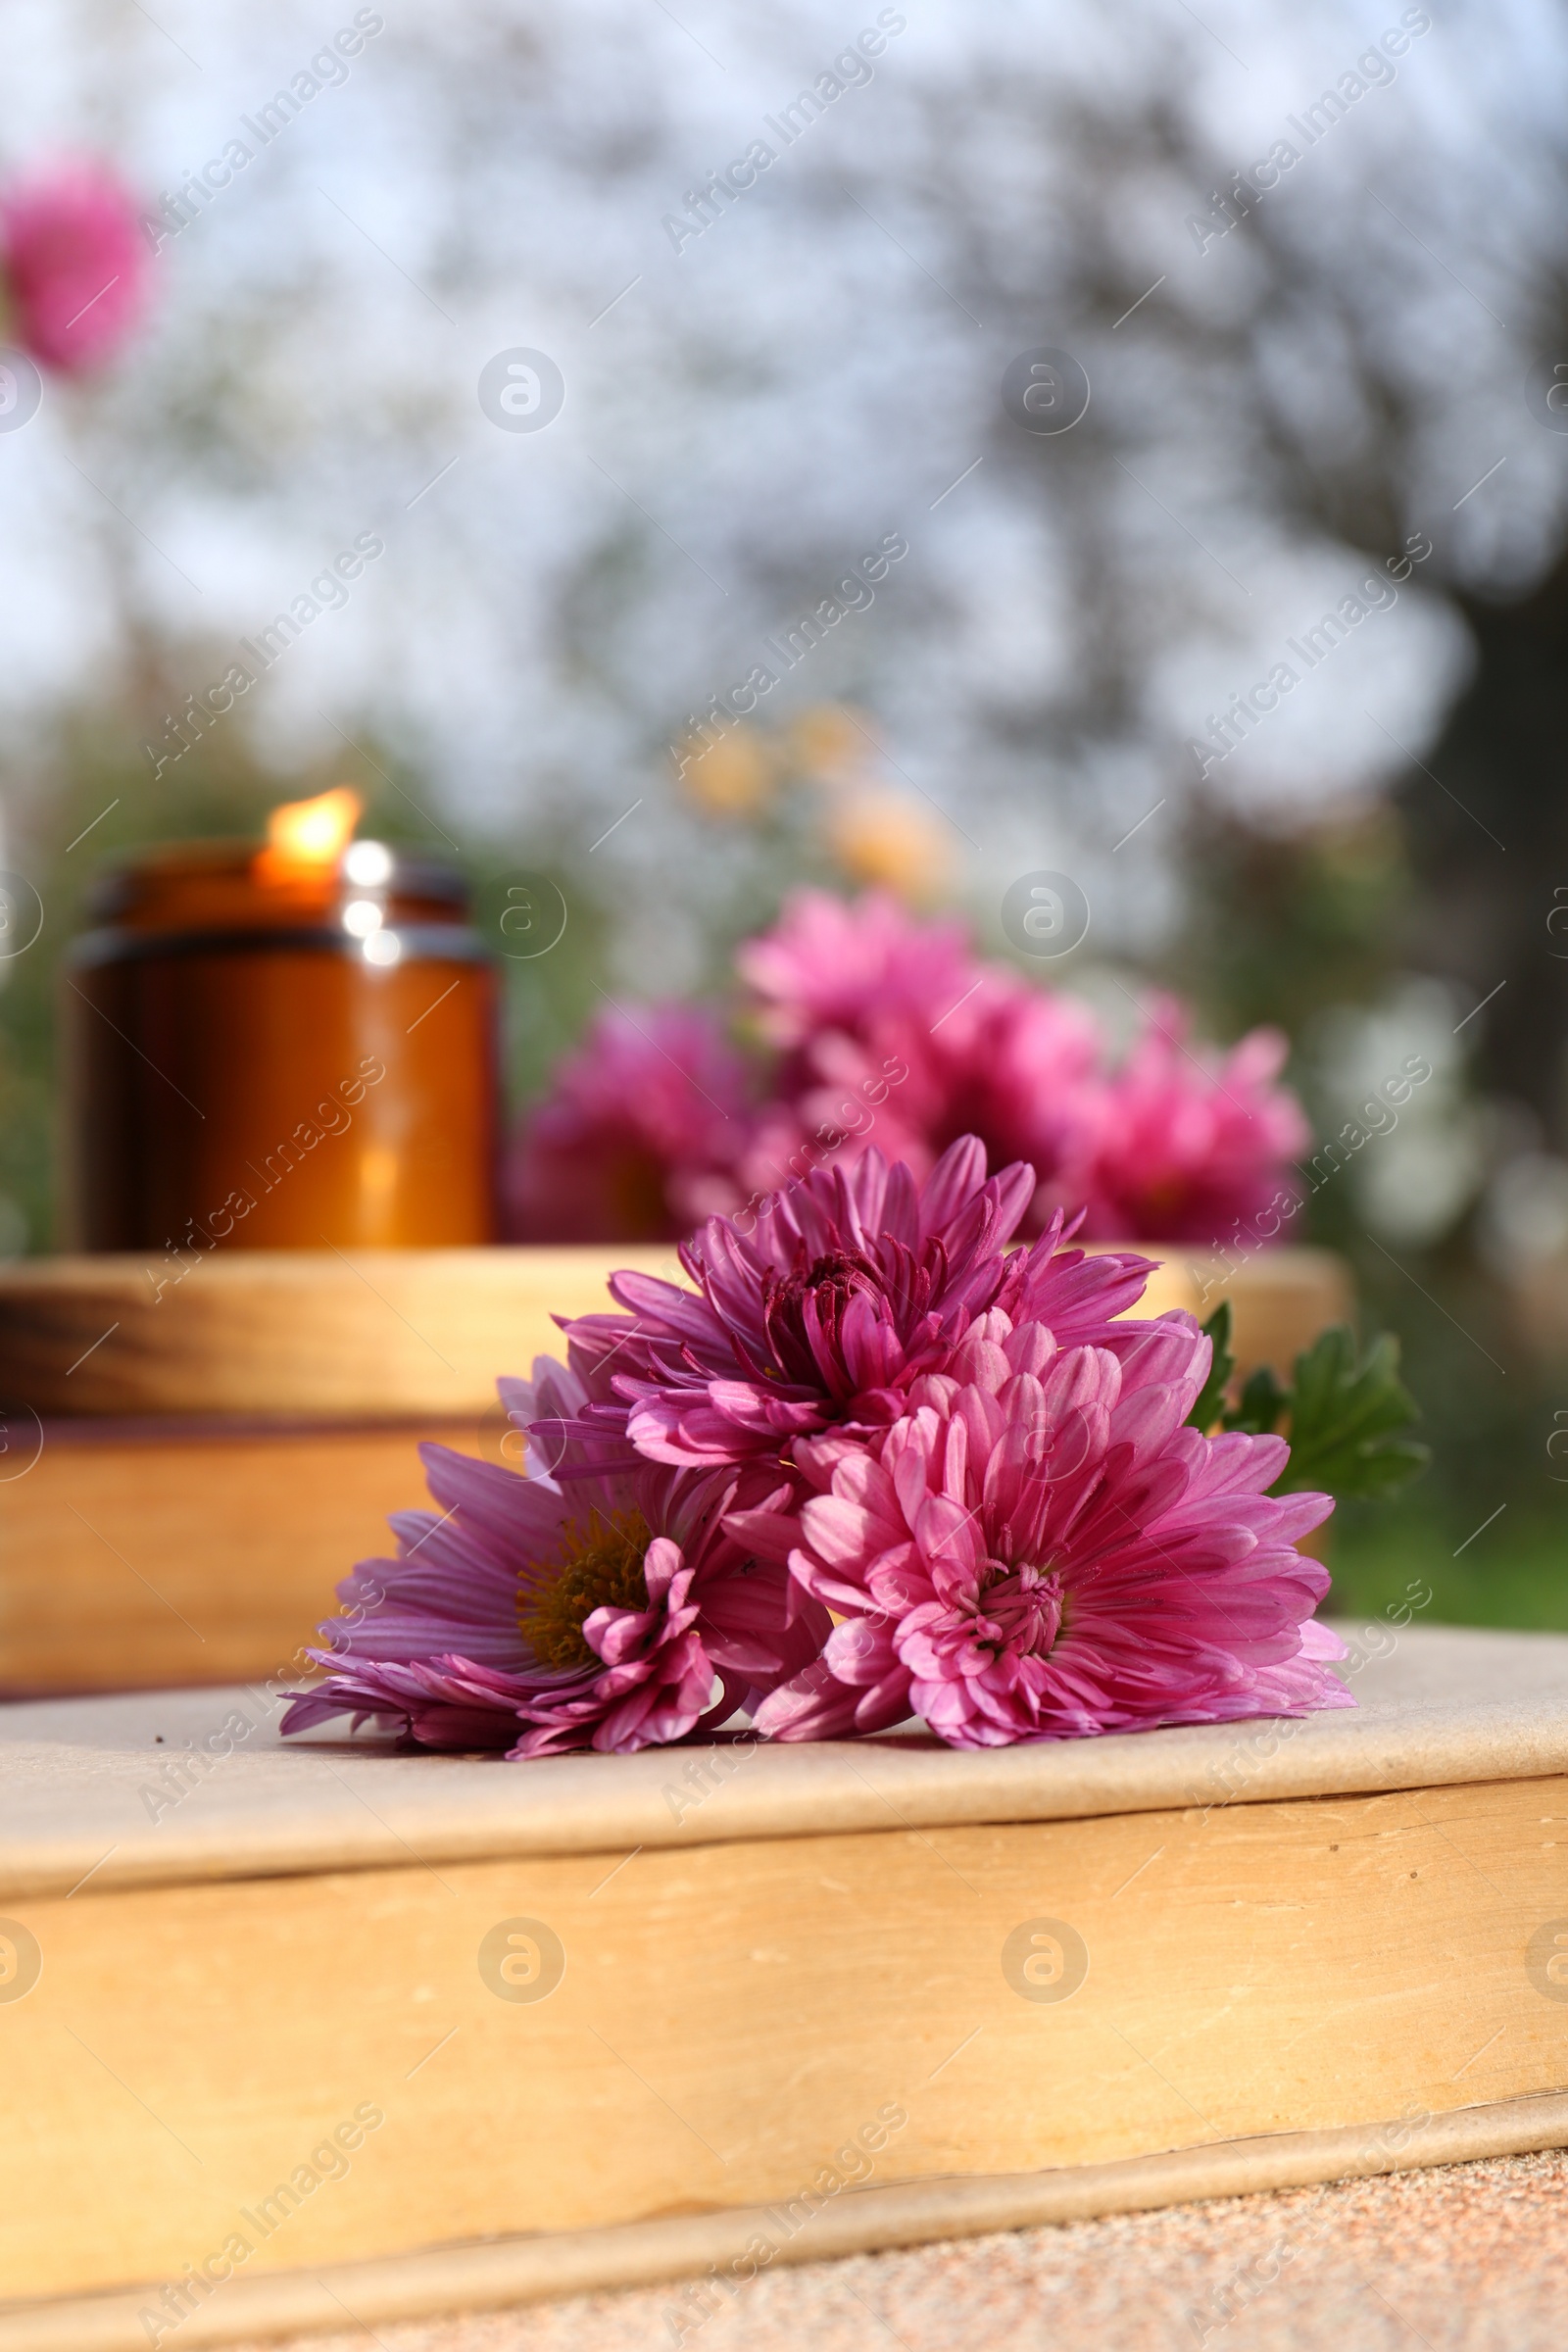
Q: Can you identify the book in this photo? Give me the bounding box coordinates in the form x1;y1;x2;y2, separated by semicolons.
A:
0;1247;1350;1694
0;1248;689;1696
0;1247;1349;1418
1;1621;1566;2351
0;1418;471;1694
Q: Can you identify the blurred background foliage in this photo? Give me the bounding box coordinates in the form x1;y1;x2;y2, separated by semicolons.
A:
2;0;1567;1628
9;685;1565;1635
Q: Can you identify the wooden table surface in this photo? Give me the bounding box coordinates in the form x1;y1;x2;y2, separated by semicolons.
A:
233;2145;1568;2350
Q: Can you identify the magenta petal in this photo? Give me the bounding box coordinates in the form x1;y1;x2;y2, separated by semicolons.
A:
776;1331;1354;1749
283;1420;802;1756
549;1126;1154;1481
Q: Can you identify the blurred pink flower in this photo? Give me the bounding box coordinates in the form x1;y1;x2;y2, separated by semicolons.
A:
281;1355;827;1756
1061;995;1311;1245
546;1136;1154;1471
505;896;1315;1250
507;1002;750;1243
737;890;1102;1220
739;1309;1348;1747
0;165;151;373
740;887;977;1053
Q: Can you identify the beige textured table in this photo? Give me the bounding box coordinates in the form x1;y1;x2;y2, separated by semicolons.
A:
229;2146;1568;2350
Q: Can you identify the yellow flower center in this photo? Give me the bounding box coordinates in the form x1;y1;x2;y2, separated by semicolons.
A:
517;1508;652;1671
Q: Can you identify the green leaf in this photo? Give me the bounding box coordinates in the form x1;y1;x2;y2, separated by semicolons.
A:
1186;1299;1236;1432
1227;1362;1290;1436
1270;1325;1431;1500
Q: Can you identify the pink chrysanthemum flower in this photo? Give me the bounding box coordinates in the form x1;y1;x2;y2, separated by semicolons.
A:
735;890;1102;1221
1059;995;1311;1245
736;1312;1348;1747
281;1359;827;1756
507;1002;750;1243
549;1137;1156;1472
0;165;151;373
739;887;981;1054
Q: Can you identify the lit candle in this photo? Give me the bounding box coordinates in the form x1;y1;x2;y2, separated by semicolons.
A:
63;790;500;1250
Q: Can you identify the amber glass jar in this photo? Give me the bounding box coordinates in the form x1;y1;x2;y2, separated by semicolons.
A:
62;837;500;1250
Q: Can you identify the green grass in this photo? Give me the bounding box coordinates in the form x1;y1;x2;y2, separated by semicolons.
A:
1327;1501;1568;1631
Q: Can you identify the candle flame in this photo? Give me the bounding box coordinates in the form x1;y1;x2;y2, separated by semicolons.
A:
254;787;363;882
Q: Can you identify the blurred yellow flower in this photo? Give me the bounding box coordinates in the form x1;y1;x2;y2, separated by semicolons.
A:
787;702;875;787
824;791;953;901
673;723;776;819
